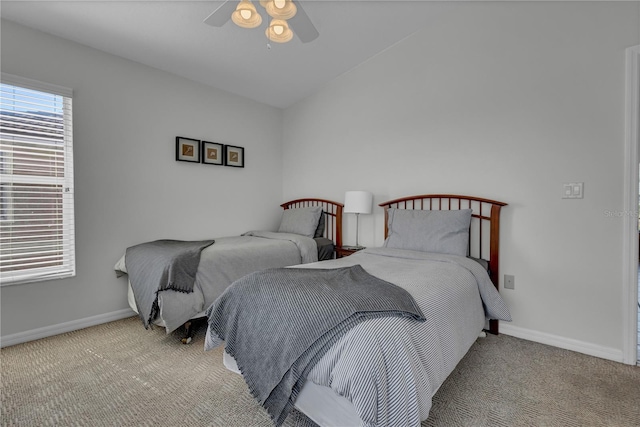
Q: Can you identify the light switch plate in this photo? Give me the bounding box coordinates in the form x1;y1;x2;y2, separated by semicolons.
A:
562;182;584;199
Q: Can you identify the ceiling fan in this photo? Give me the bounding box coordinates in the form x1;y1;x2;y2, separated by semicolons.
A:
204;0;319;44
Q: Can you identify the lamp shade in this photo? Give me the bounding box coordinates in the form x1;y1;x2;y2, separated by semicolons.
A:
265;19;293;43
232;0;262;29
264;0;297;20
344;191;373;214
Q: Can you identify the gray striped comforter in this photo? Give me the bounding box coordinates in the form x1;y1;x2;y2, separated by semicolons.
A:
206;265;426;426
206;247;511;427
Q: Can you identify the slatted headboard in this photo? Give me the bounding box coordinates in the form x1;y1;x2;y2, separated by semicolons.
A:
379;194;507;334
281;198;344;247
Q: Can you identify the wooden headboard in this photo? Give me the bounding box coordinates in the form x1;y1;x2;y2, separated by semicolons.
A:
281;198;344;247
379;194;507;334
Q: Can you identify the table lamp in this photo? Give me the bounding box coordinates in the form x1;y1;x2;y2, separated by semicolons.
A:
344;190;373;249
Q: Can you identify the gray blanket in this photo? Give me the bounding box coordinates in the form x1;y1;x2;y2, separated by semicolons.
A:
205;264;425;426
120;239;214;328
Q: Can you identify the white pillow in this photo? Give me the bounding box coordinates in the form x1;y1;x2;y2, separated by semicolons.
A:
278;206;323;238
383;208;472;256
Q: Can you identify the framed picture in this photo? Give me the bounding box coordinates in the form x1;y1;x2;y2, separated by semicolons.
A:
176;137;200;163
225;145;245;168
202;141;224;165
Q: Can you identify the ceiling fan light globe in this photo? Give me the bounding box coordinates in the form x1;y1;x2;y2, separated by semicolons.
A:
232;0;262;29
265;18;293;43
265;0;297;20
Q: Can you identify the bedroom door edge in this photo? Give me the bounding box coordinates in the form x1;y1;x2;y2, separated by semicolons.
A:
622;44;640;366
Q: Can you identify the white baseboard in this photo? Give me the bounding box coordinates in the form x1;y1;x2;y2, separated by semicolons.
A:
500;323;627;364
0;308;136;348
1;311;630;365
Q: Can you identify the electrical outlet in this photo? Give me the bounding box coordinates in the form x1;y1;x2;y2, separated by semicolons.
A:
504;274;515;290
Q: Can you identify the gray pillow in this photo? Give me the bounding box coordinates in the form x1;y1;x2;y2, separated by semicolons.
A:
278;206;323;238
383;208;472;256
314;212;326;238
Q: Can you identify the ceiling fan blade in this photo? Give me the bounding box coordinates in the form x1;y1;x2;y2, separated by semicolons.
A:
203;0;238;27
289;1;319;43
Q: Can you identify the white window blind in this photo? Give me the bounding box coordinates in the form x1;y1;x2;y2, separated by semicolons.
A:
0;73;75;285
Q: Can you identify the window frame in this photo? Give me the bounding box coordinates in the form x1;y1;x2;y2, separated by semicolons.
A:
0;73;75;286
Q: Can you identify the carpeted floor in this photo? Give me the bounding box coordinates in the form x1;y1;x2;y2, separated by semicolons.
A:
1;317;638;427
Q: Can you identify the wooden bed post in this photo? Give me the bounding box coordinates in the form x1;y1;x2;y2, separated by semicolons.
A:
488;204;502;291
335;204;343;248
383;206;390;239
488;204;502;335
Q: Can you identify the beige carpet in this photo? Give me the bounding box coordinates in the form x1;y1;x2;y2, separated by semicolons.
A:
1;317;638;427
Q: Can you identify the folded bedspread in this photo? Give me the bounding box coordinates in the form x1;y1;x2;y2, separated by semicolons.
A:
115;239;214;328
205;264;426;426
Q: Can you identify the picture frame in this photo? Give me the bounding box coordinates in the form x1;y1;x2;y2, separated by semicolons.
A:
201;141;224;165
224;145;245;168
176;137;200;163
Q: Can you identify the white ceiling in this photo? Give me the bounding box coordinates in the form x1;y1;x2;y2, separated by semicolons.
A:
1;0;447;108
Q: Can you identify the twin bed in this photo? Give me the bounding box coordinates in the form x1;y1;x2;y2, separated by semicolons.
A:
205;194;510;427
115;198;343;337
117;193;510;426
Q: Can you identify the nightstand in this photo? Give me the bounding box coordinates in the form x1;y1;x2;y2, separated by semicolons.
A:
335;246;365;259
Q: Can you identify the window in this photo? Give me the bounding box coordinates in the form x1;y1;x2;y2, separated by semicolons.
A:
0;74;75;285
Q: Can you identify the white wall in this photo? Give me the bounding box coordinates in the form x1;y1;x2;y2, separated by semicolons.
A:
282;2;640;360
1;20;284;338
